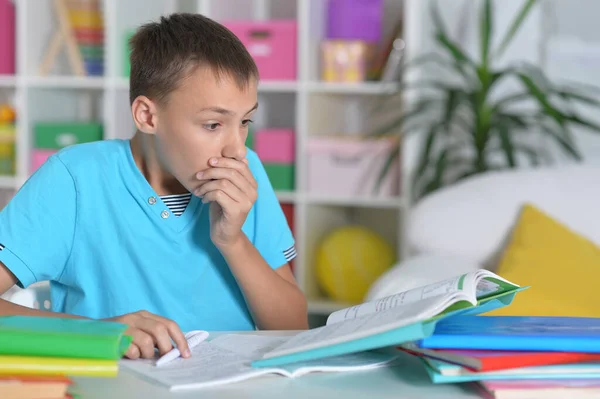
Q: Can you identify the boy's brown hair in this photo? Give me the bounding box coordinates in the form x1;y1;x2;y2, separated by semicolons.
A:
128;13;259;105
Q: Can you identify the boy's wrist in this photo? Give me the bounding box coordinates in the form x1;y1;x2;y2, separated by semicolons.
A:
215;233;248;257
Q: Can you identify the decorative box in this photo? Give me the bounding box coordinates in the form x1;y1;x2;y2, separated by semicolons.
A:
307;136;400;197
222;20;297;80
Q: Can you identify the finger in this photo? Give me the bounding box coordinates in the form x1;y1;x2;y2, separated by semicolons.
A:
202;189;237;211
129;328;156;359
197;166;255;195
125;343;141;360
195;179;246;203
135;318;174;357
207;157;257;189
140;313;190;358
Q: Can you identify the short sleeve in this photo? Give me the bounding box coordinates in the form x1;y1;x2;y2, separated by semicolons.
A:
0;155;76;288
246;151;296;270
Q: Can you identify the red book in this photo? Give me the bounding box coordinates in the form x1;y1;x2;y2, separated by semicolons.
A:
398;344;600;372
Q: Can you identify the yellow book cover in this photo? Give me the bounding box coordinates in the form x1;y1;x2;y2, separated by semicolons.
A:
0;355;118;377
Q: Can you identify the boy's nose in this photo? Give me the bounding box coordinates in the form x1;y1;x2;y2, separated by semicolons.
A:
222;131;247;161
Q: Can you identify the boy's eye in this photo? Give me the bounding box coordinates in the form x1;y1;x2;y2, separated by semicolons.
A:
204;123;220;131
241;119;254;127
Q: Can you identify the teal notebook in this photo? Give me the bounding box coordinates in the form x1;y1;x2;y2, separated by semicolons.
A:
0;315;132;360
422;357;600;383
252;270;526;368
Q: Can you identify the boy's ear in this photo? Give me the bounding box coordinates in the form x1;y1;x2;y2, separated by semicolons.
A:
131;95;159;135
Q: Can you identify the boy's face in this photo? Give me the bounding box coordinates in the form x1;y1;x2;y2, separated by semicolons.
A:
151;66;258;193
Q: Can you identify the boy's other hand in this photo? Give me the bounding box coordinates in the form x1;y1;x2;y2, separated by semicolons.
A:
195;157;258;249
105;310;190;360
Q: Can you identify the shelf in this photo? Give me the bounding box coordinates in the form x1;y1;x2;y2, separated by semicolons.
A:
276;191;297;203
26;76;105;89
114;78;129;90
307;81;400;95
0;176;17;189
258;80;299;92
305;194;407;209
307;299;353;315
0;75;16;88
114;78;299;93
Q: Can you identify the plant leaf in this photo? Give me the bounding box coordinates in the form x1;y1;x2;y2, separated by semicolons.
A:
430;0;448;37
415;124;441;179
497;121;516;167
436;32;475;67
514;145;542;166
371;97;442;136
555;90;600;107
517;73;568;128
419;149;448;198
374;144;400;195
495;0;538;59
494;112;530;129
540;123;582;160
566;114;600;134
481;0;493;65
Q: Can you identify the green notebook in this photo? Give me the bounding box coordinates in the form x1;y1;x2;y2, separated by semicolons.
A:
0;316;132;360
252;270;526;368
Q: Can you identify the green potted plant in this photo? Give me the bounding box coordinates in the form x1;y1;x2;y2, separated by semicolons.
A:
376;0;600;200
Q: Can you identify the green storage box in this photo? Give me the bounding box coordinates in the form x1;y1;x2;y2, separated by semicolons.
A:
264;163;295;191
245;124;255;149
34;122;103;149
123;30;135;77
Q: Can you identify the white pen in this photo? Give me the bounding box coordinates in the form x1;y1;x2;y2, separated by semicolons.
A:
155;330;209;367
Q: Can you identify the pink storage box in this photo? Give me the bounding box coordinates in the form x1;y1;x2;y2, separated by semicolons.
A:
307;137;400;197
255;129;295;163
0;0;15;75
31;149;57;173
222;20;297;81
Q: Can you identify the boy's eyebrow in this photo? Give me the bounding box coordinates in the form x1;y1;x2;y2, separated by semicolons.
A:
197;103;259;116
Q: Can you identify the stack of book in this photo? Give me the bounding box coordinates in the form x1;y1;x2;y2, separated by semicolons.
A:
0;315;131;399
399;315;600;398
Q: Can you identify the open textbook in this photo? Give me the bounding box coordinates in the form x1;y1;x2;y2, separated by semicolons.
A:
121;334;399;391
251;270;523;368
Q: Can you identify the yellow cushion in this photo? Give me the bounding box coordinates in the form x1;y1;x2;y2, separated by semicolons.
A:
487;203;600;317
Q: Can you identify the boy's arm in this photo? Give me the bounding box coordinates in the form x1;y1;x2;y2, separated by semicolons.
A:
220;237;308;330
196;155;308;330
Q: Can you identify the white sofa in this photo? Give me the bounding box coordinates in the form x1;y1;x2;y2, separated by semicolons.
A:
366;164;600;300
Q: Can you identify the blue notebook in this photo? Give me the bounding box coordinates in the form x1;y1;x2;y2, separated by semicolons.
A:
417;316;600;353
251;270;526;368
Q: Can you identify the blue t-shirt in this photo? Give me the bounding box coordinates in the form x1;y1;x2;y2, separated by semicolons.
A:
0;140;295;332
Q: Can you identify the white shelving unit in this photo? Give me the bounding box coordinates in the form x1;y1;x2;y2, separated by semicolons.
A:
2;0;410;325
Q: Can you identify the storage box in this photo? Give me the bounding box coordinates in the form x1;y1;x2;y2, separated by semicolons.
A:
264;164;295;191
31;149;57;173
327;0;383;43
123;29;135;77
34;122;103;149
255;129;295;163
307;137;400;197
223;20;297;81
0;0;15;75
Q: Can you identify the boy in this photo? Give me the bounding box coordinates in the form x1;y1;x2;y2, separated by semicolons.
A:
0;13;308;360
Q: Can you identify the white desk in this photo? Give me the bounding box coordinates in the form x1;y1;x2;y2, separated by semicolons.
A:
72;331;483;399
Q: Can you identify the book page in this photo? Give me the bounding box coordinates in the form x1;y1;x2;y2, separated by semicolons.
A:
262;295;449;360
327;274;465;325
210;334;290;359
283;350;400;377
122;341;281;390
121;334;399;390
